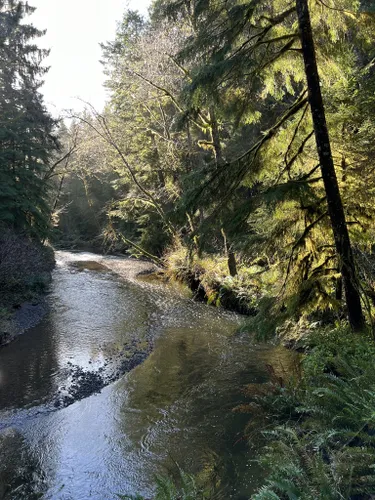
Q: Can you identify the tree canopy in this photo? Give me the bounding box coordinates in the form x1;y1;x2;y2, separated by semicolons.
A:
53;0;375;329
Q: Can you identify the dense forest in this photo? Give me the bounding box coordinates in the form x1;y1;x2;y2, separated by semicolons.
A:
55;0;375;331
3;0;375;498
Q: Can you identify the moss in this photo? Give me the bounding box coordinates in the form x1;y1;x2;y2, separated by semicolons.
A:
164;246;269;316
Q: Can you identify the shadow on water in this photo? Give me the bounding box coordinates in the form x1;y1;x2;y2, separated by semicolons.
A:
0;251;297;499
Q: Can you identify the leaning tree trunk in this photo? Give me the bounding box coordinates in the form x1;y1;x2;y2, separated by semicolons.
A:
296;0;364;331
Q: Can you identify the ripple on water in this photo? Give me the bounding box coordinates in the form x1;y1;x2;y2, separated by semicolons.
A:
0;251;298;499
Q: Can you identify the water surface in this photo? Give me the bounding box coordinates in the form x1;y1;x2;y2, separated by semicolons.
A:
0;251;295;499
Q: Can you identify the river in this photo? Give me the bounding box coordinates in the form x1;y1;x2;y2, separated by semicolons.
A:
0;251;295;499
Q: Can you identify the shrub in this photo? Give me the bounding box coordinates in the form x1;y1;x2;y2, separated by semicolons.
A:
118;469;210;500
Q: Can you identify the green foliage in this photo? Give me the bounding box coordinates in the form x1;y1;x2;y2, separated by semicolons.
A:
0;1;57;307
149;0;375;321
0;230;55;310
361;0;375;12
119;469;210;500
0;1;59;240
252;328;375;499
55;0;375;327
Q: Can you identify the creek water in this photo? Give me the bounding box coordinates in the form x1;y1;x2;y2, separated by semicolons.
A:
0;251;295;499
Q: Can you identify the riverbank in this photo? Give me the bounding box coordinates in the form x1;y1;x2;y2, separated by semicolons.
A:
162;245;362;348
163;245;263;314
55;243;264;317
0;243;160;349
0;233;55;347
162;245;296;347
0;250;169;411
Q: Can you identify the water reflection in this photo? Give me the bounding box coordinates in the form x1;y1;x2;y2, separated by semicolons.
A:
0;427;49;499
113;327;278;498
0;314;59;410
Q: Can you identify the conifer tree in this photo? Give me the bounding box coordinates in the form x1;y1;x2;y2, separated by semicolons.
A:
0;1;58;239
296;0;364;330
151;0;370;328
56;0;375;328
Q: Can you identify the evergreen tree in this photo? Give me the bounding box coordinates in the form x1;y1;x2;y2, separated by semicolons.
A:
0;1;58;239
152;0;371;328
296;0;364;330
56;0;375;326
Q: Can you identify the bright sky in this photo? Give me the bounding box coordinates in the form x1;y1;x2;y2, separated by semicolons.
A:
29;0;150;116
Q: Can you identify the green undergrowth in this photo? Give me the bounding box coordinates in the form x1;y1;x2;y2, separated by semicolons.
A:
250;325;375;499
163;245;345;341
164;245;281;317
118;468;211;500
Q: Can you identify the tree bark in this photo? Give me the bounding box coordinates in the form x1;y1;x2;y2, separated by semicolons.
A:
209;106;224;165
228;251;238;277
296;0;364;331
150;133;166;188
221;228;238;277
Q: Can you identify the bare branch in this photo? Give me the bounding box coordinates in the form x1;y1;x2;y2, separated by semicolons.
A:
69;100;176;236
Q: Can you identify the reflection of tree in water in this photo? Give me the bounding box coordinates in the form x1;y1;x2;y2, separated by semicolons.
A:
125;326;228;409
0;316;59;410
114;323;298;497
0;428;47;499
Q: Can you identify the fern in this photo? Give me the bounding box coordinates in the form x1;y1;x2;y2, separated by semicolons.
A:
252;328;375;499
119;468;210;500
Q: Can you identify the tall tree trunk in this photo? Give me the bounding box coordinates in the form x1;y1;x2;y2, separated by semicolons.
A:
209;106;223;165
221;228;238;277
150;133;166;188
210;110;238;277
296;0;364;331
42;175;66;245
228;251;238;277
53;174;65;213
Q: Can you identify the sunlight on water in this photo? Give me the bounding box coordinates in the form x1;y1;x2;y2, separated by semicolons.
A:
0;251;297;499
